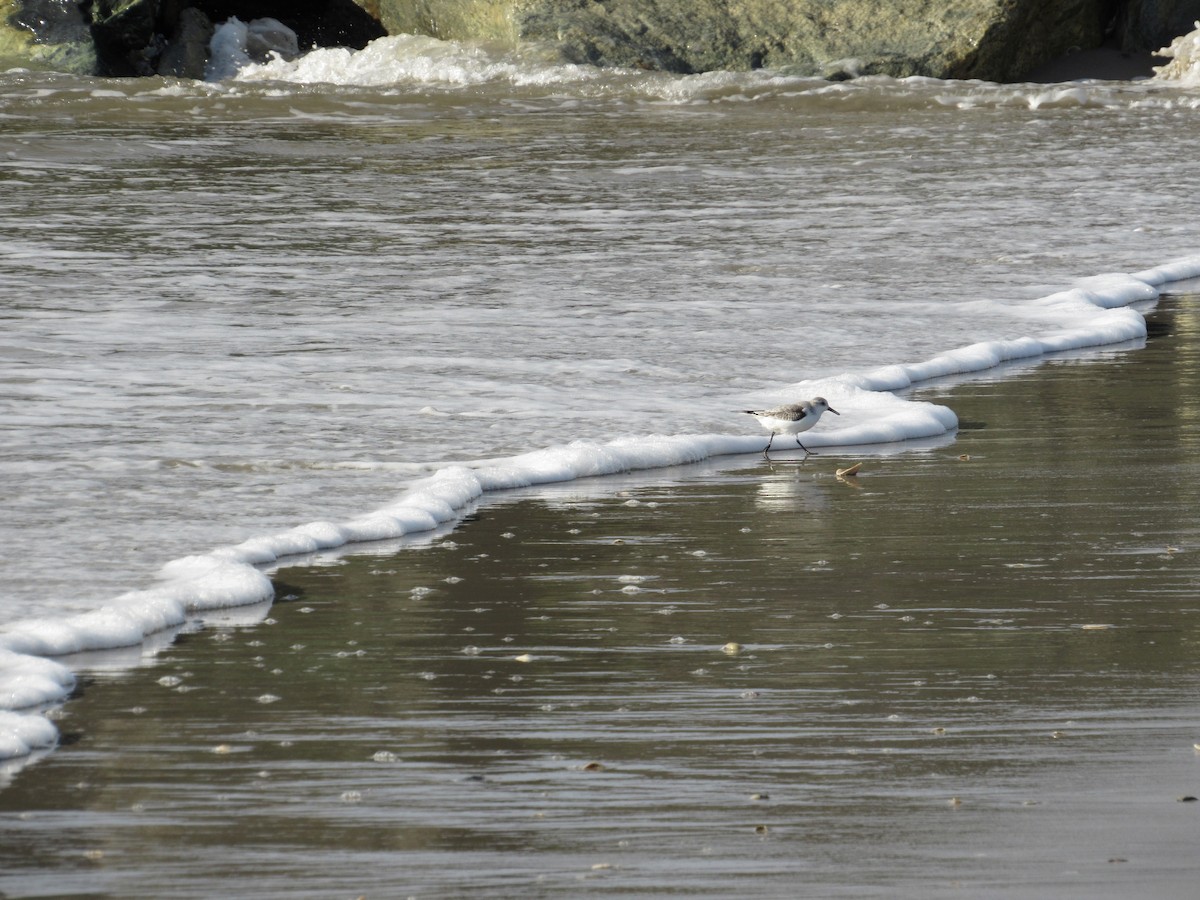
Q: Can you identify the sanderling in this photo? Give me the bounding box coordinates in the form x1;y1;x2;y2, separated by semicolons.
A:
743;396;840;456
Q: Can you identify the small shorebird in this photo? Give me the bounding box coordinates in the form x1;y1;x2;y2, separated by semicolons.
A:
743;397;840;457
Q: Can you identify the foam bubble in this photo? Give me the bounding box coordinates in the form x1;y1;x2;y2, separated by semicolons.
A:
0;711;59;758
0;650;75;709
844;265;1200;395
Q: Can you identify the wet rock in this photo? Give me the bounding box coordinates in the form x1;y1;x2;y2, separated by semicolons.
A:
90;0;162;76
1;0;384;76
2;0;97;73
1117;0;1200;54
369;0;1120;81
367;0;522;44
187;1;385;51
244;16;299;60
532;0;1122;80
6;0;91;45
4;0;178;75
4;0;1197;81
157;6;214;78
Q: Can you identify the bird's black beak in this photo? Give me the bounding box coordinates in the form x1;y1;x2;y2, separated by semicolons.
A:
828;406;840;415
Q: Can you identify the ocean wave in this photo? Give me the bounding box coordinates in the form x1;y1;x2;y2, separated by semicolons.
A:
215;28;1200;111
230;32;606;89
1152;21;1200;85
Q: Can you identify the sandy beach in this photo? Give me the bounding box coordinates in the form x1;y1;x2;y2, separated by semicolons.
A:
1;286;1198;897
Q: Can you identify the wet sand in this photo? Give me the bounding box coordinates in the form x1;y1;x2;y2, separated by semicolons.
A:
3;291;1200;898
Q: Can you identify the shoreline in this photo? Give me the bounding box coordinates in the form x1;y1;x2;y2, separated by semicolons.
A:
2;289;1199;896
2;264;1199;767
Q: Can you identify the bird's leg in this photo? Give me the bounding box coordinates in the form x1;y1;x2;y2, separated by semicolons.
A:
763;433;774;457
796;437;815;457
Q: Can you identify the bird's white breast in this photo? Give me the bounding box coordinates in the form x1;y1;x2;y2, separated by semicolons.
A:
755;413;814;435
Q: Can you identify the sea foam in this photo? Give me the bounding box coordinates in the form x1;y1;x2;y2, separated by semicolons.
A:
228;32;602;88
216;27;1200;113
1153;22;1200;85
3;257;1200;759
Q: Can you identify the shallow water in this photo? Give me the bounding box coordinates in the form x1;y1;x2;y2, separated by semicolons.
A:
3;294;1199;897
2;59;1200;624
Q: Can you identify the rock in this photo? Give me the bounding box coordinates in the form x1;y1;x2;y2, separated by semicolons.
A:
1;0;98;73
157;6;214;78
1022;44;1166;82
540;0;1118;80
89;0;163;76
244;16;299;61
194;1;385;51
1117;0;1200;54
368;0;1118;81
368;0;521;44
0;0;383;77
3;0;1199;82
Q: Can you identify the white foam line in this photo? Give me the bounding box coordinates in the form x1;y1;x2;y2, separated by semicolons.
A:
3;256;1200;759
